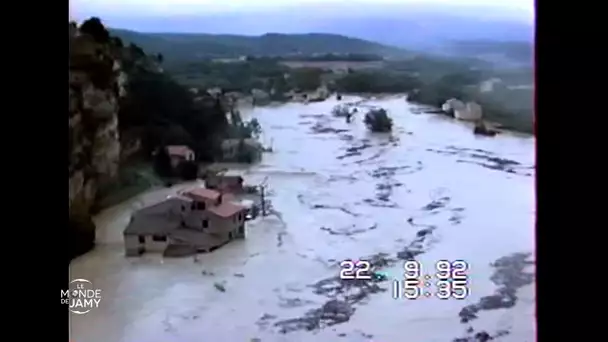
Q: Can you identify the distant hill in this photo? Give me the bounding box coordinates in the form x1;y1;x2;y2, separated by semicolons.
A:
101;4;533;56
438;40;533;67
109;29;410;62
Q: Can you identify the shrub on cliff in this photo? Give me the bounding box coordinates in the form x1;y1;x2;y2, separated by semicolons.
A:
364;108;393;133
153;146;173;178
178;161;199;180
119;69;228;161
80;17;110;43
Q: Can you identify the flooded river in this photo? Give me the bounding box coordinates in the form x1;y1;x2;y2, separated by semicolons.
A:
70;95;535;342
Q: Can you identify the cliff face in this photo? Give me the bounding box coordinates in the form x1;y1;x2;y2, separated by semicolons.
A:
69;24;127;260
68;18;241;261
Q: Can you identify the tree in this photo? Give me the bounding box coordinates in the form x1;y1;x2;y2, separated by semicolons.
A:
79;17;110;43
153;146;173;178
112;37;124;48
364;108;393;133
178;161;199;180
289;68;323;91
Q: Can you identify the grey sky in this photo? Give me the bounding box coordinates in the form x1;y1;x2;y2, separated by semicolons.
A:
71;0;534;20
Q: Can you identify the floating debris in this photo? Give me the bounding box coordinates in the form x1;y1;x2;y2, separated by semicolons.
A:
214;282;226;292
456;253;534;340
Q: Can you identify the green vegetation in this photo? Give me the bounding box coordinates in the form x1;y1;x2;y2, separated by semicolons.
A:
73;18;263;196
167;59;327;97
110;29;409;62
119;65;231;161
364;108;393;133
334;71;421;93
111;25;532;134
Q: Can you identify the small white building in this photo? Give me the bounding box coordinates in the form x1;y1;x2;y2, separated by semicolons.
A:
165;145;195;168
454;102;483;121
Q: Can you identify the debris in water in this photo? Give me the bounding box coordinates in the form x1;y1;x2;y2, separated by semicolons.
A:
278;296;315;308
234;273;245;278
299;114;326;119
336;141;373;160
274;299;355;333
426;146;531;176
311;120;349;134
310;204;361;217
456;252;534;339
256;313;278;330
276;231;287;247
320;223;377;236
214;282;226;292
360;198;399;208
270;253;395;333
422;196;451;211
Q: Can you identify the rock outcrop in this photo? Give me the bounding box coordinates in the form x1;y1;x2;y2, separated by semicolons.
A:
455;102;483;121
441;98;465;117
473;120;498;137
441;99;483;121
68;21;128;261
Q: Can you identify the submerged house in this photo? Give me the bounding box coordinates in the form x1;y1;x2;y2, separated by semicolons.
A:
205;171;246;193
166;145;195;168
124;187;247;257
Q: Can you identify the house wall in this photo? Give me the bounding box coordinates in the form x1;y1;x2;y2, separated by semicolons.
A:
210;212;247;238
143;235;168;252
124;234;169;255
170;155;183;168
124;235;141;256
183;209;212;231
180;205;247;237
207;176;244;192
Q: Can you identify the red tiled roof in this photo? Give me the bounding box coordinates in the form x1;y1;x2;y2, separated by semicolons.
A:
166;145;193;157
208;202;246;218
185;188;220;201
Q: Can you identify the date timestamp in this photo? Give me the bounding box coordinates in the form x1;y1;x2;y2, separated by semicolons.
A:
339;259;372;280
392;259;470;300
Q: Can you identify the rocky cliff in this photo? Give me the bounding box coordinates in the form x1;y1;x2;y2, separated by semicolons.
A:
68;18;252;262
68;21;128;260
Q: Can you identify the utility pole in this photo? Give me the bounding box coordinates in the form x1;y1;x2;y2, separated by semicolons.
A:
260;184;266;217
259;176;269;217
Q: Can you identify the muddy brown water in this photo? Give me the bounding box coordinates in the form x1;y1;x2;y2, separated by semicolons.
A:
70;95;535;342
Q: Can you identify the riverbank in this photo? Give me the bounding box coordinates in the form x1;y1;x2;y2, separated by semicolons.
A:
406;93;533;135
251;91;533;135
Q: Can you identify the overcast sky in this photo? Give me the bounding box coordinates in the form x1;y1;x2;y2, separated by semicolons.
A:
70;0;534;19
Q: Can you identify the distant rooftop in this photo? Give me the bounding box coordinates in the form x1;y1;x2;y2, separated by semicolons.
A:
184;188;221;202
166;145;193;157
